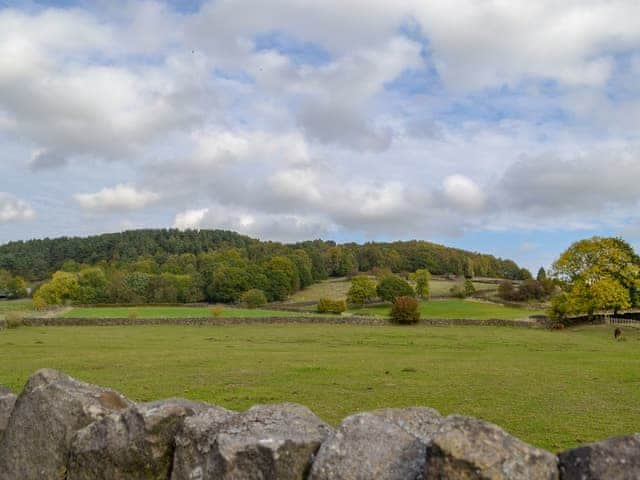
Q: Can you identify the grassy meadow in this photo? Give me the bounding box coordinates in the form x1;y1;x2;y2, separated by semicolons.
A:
286;277;499;303
350;298;542;320
0;299;34;319
58;299;541;321
1;323;638;451
285;277;353;302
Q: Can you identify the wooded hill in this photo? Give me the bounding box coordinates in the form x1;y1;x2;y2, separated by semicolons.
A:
0;229;530;282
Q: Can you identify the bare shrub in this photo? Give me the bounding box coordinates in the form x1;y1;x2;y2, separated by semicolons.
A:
5;311;24;329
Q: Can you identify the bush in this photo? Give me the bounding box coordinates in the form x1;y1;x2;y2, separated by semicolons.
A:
450;280;476;299
518;279;547;301
410;269;431;298
347;276;377;307
390;296;420;324
5;311;24;329
463;279;476;297
499;279;555;302
210;305;225;318
239;289;267;308
497;280;516;300
371;267;393;278
376;276;414;303
316;298;347;314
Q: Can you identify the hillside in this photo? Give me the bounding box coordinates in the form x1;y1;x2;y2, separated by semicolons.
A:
0;229;529;281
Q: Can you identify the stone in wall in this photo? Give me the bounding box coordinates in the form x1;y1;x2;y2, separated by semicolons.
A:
0;369;132;480
189;403;332;479
171;406;238;480
309;409;439;480
370;406;444;443
558;434;640;480
68;398;214;480
0;386;17;439
424;415;559;480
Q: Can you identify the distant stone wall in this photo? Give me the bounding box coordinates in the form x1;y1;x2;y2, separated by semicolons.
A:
1;315;543;329
0;370;638;479
13;315;388;327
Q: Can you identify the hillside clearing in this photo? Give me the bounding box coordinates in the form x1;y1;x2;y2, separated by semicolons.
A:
287;277;499;303
0;299;34;318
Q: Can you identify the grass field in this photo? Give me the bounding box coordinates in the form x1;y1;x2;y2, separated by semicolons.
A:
61;306;313;319
429;279;497;296
286;278;352;302
350;299;543;320
287;277;499;303
0;324;638;451
0;299;34;318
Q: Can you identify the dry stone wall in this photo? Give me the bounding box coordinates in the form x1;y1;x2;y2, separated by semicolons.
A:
0;370;638;479
3;315;544;329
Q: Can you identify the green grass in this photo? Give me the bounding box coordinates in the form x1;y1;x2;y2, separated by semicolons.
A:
0;299;34;318
351;299;543;320
287;277;500;304
286;278;352;302
61;306;313;319
0;324;638;451
429;279;497;296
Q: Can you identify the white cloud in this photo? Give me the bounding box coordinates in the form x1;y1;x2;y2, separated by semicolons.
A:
0;193;35;223
442;175;486;212
174;204;334;241
74;184;160;211
411;0;640;90
0;7;212;169
1;0;640;268
174;208;209;230
495;150;640;217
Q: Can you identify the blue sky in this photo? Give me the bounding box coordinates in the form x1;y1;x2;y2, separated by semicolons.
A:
1;0;640;273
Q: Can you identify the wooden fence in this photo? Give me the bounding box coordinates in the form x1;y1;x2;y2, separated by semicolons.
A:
605;317;640;326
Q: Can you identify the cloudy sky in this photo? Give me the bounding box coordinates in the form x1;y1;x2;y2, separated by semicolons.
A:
1;0;640;271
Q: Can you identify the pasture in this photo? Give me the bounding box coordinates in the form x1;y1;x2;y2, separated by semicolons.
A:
285;277;352;302
59;299;541;321
286;277;498;303
350;298;543;320
0;299;34;318
1;323;638;451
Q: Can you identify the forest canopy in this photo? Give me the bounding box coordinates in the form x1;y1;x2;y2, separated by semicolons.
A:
1;229;531;308
0;229;529;282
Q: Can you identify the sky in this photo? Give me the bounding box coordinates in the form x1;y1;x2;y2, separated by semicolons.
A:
1;0;640;272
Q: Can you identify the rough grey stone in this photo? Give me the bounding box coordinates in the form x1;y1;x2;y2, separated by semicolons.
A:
171;406;238;480
309;412;427;480
171;407;237;480
68;398;213;480
558;434;640;480
0;386;17;439
425;415;559;480
0;369;131;480
205;402;332;479
371;406;443;444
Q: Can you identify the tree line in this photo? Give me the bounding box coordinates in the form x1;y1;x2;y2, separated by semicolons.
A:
0;229;530;283
0;229;531;309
